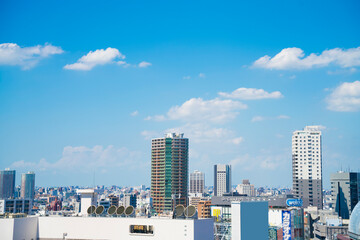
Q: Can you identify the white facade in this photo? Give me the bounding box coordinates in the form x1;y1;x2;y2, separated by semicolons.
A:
214;164;231;197
236;180;255;197
77;189;97;216
190;170;205;194
292;126;322;180
0;216;213;240
231;201;268;240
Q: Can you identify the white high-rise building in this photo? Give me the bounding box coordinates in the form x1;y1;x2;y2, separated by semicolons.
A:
236;179;255;197
292;126;323;209
214;164;231;197
190;170;205;195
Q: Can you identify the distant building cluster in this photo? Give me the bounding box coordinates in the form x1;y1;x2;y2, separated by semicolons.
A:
1;127;360;240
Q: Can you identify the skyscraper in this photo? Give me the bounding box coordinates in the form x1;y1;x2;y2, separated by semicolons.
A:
330;171;360;219
190;170;205;195
21;172;35;201
151;133;189;214
292;126;323;209
0;169;16;199
214;164;231;196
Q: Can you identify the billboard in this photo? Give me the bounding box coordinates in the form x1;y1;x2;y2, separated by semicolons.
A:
286;198;303;207
282;210;292;240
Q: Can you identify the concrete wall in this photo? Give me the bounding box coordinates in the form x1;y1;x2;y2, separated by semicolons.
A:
0;217;37;240
38;216;213;240
231;201;269;240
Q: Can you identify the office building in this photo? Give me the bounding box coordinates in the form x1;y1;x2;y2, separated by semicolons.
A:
189;170;204;195
292;126;323;208
21;172;35;202
331;171;360;219
151;133;189;214
0;169;16;199
235;179;255;197
214;164;231;197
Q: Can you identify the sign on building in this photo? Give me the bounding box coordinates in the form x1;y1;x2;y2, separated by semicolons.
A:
286;198;303;207
282;210;292;240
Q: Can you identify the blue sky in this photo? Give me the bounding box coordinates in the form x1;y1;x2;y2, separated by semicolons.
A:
1;0;359;188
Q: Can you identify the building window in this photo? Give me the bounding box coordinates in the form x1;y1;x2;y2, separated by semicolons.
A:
130;225;154;235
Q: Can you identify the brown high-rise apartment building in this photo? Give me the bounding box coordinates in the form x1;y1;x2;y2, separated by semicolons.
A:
151;133;189;214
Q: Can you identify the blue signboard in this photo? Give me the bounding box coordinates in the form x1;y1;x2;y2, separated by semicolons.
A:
286;198;303;207
282;210;292;240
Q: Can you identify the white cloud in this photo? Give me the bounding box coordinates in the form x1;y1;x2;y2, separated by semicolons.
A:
11;145;144;172
183;76;191;80
219;87;283;100
146;97;247;123
0;43;63;69
138;61;152;68
277;115;290;119
64;47;125;71
199;73;206;78
231;137;244;145
253;47;360;70
252;115;290;122
251;116;265;122
141;130;160;140
326;81;360;112
130;110;139;116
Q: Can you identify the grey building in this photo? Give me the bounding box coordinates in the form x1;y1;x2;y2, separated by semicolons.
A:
0;169;16;199
292;126;323;209
124;193;137;208
190;170;204;195
21;171;35;202
330;171;360;219
214;164;231;197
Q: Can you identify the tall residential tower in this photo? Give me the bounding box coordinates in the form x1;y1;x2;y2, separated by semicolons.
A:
214;164;231;196
292;126;323;209
151;133;189;214
190;170;205;195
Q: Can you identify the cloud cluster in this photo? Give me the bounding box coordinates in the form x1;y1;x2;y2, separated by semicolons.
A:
138;61;152;68
253;47;360;70
0;43;63;69
11;145;144;172
146;97;247;123
64;47;126;70
219;87;283;100
326;81;360;112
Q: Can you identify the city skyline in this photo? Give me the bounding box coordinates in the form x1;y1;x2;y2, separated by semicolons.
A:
1;0;360;188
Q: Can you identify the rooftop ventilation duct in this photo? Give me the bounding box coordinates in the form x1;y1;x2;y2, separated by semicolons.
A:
125;206;135;217
116;206;125;217
87;205;96;216
95;205;105;216
184;205;198;219
107;205;117;216
174;205;185;219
